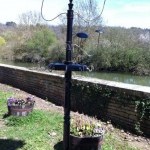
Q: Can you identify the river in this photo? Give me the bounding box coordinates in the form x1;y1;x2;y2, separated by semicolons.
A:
0;60;150;87
78;72;150;87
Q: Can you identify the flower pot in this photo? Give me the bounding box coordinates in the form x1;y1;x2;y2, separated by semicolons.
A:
8;104;34;116
70;134;103;150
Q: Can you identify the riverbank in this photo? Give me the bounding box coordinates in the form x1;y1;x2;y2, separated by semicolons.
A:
1;25;150;76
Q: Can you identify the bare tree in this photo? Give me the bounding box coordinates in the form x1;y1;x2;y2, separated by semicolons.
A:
59;0;103;33
19;11;44;25
73;0;103;33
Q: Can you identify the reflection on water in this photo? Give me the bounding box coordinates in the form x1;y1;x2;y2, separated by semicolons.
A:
77;72;150;87
0;60;150;87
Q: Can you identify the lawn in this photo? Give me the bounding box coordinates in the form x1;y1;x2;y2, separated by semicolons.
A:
0;91;138;150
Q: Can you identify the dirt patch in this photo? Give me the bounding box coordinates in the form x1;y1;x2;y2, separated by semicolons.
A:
0;83;149;150
0;119;5;128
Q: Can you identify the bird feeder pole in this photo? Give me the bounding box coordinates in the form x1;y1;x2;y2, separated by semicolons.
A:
48;1;88;149
63;0;73;150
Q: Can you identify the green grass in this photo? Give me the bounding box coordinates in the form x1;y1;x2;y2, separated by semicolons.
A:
103;133;137;150
2;110;63;150
0;92;12;116
0;92;63;150
0;91;138;150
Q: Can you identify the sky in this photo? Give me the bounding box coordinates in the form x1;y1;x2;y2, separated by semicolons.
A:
0;0;150;28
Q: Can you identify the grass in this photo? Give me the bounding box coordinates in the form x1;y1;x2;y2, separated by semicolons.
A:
0;91;138;150
0;92;63;150
2;110;63;150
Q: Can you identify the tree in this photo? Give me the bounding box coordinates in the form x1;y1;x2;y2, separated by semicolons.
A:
59;0;103;34
73;0;103;33
19;11;44;25
6;21;17;27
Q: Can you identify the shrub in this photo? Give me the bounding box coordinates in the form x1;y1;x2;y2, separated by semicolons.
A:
25;27;57;56
13;26;58;62
0;36;6;46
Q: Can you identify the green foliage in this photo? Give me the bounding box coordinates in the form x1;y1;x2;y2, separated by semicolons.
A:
6;110;62;127
1;29;19;41
25;27;57;56
0;24;150;75
80;27;150;75
13;25;58;62
0;36;6;46
0;92;11;116
70;114;104;137
72;82;112;118
47;44;65;62
135;99;150;134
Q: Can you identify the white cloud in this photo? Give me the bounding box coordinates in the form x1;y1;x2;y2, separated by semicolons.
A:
0;0;42;23
0;0;66;24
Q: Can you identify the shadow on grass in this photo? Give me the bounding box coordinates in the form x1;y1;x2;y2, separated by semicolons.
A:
54;141;63;150
0;139;25;150
3;113;10;119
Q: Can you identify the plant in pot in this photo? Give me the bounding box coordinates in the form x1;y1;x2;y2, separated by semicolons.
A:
7;95;35;116
70;114;105;150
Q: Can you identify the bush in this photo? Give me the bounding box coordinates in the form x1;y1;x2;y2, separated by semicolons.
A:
13;26;58;62
25;27;57;56
79;27;150;75
47;44;65;63
0;36;6;46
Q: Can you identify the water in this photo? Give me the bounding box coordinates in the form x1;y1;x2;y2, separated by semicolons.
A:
77;72;150;87
0;59;38;68
0;60;150;87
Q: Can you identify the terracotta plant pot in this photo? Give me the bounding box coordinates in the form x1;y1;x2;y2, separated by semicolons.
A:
70;134;103;150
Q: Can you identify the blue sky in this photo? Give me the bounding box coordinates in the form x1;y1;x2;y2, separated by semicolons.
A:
0;0;150;28
102;0;150;28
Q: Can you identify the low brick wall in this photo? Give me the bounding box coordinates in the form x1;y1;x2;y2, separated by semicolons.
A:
0;64;65;105
0;64;150;136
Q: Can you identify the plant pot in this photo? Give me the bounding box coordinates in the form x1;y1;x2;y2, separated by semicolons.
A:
8;104;34;116
70;134;103;150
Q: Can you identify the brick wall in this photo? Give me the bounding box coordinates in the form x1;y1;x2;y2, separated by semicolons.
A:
0;64;149;136
0;64;65;105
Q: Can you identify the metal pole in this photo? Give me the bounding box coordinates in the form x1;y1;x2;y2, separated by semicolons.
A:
97;32;100;48
63;0;73;150
96;29;103;49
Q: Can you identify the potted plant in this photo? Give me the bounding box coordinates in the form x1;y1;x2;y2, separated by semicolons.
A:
70;114;105;150
7;96;35;116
